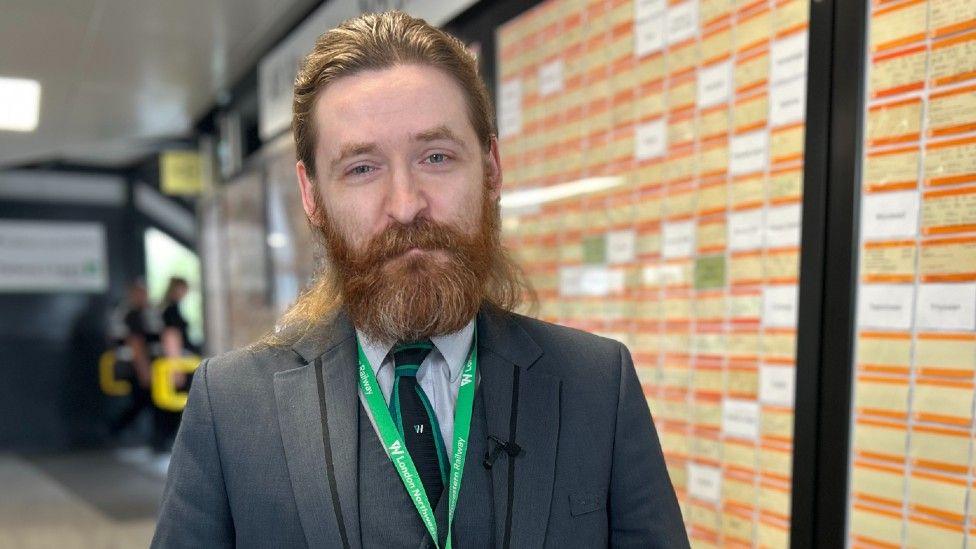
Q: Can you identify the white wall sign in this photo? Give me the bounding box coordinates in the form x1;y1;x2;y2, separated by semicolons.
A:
0;221;107;292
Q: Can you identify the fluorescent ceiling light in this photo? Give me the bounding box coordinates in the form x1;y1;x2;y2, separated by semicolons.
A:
500;176;626;211
0;77;41;132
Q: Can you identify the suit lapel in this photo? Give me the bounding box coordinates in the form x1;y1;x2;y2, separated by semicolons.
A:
274;312;362;549
477;305;561;548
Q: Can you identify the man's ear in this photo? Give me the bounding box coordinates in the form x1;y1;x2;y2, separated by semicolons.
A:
485;135;503;203
296;161;323;226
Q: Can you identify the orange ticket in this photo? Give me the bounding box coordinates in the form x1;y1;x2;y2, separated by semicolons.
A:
852;417;907;462
930;31;976;86
769;166;803;203
870;0;927;52
910;423;971;474
731;174;766;210
922;184;976;235
736;7;772;52
700;105;731;139
770;122;804;164
861;240;916;283
927;84;976;137
851;459;905;508
924;136;976;187
930;0;976;37
698;179;728;215
870;44;927;98
919;236;976;282
867;97;922;146
854;375;909;419
864;145;920;190
912;377;974;426
735;47;770;94
701;23;733;65
734;93;769;133
915;332;976;376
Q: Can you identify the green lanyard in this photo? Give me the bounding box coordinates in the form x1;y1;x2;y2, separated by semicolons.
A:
356;330;477;549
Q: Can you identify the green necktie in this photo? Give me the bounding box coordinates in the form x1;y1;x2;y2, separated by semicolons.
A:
390;341;449;506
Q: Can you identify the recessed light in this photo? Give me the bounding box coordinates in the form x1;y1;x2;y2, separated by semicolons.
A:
0;77;41;132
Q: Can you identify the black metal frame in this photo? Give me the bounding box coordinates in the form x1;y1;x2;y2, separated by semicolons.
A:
791;0;868;546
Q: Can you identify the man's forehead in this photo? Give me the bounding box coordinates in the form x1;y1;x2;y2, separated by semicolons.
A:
313;65;476;150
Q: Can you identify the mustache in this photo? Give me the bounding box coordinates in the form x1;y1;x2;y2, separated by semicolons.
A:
361;218;472;263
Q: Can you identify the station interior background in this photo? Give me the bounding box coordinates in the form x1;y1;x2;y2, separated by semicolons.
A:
2;0;976;547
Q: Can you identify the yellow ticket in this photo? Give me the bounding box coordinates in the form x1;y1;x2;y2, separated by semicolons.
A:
870;0;927;51
730;252;763;285
849;504;903;546
854;375;909;418
870;44;927;97
774;0;809;36
908;471;968;521
924;136;976;187
758;443;792;478
702;27;733;64
930;0;976;37
724;440;757;471
766;248;799;282
912;379;974;425
690;434;722;461
700;107;730;139
668;115;698;146
930;31;976;86
758;481;790;517
763;330;796;361
735;48;770;93
697;220;727;251
757;519;789;549
861;240;916;282
727;367;759;397
736;8;771;52
864;146;920;190
915;333;976;374
664;150;696;183
701;0;733;26
665;295;694;321
664;185;697;218
910;424;971;473
692;398;723;427
730;291;762;319
669;78;697;111
636;231;662;258
698;181;728;214
637;162;664;190
728;331;761;358
734;94;769;132
851;460;905;507
700;142;729;177
760;407;793;440
906;515;966;547
731;174;766;209
696;293;727;320
928;84;976;137
852;418;907;461
770;124;804;163
920;237;976;282
721;507;754;542
922;185;976;235
867;97;922;146
669;41;699;76
638;55;666;86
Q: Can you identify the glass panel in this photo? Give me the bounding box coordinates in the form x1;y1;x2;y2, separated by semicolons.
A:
496;0;810;545
848;0;976;546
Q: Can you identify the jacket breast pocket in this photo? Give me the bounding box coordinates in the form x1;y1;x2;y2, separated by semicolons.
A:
569;489;607;517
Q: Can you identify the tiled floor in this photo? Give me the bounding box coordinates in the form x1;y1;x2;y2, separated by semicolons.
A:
0;449;167;548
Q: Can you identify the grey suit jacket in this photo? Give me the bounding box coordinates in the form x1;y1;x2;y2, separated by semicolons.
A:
152;304;689;548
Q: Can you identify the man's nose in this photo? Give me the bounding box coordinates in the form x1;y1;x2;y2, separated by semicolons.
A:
385;164;428;225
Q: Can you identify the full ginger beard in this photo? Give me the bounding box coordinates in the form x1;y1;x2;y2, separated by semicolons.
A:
314;184;501;344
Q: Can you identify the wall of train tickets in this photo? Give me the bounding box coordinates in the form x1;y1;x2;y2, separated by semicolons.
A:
496;0;809;546
848;0;976;547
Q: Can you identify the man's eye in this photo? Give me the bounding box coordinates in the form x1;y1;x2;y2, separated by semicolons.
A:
348;165;374;176
426;153;448;164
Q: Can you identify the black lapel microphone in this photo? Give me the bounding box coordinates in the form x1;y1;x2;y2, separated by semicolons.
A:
483;433;522;470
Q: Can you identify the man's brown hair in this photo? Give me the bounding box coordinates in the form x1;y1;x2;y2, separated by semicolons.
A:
292;10;495;179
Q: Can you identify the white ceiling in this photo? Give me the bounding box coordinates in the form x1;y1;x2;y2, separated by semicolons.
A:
0;0;321;168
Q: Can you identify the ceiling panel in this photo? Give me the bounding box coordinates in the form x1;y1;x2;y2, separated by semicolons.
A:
0;0;321;168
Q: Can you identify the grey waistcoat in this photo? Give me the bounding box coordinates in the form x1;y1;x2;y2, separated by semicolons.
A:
357;383;495;548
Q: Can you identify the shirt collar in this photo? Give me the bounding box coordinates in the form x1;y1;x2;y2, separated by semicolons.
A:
355;318;475;383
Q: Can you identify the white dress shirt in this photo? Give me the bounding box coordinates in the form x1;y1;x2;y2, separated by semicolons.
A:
356;319;477;465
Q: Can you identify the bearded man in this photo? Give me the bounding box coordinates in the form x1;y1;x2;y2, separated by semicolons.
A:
153;10;687;549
